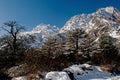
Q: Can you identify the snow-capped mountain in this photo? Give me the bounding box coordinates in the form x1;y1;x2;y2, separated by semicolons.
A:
60;6;120;41
20;24;59;47
32;24;59;38
87;6;120;40
19;6;120;47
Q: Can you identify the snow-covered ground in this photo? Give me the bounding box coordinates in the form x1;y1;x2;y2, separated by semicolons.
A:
46;72;71;80
12;64;120;80
45;64;120;80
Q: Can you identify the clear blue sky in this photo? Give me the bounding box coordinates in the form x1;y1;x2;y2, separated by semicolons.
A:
0;0;120;31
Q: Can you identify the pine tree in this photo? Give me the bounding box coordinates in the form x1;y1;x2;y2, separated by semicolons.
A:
98;35;118;64
40;36;64;58
79;35;95;62
65;28;86;63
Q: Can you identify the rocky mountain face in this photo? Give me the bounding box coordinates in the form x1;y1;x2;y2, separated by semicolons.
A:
59;14;93;33
21;6;120;47
60;7;120;42
86;7;120;41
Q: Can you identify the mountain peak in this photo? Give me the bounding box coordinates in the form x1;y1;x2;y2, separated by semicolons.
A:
97;6;118;14
32;23;59;33
60;6;120;40
104;6;115;14
59;14;93;33
95;6;120;18
19;6;120;47
32;23;51;31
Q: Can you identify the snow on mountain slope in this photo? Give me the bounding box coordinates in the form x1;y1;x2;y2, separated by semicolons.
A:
20;24;59;47
87;6;120;40
18;6;120;47
59;14;93;33
32;24;59;38
60;6;120;41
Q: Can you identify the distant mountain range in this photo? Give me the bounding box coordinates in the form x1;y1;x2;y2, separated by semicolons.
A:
21;6;120;47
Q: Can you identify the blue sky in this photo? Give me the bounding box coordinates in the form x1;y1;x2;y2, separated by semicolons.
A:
0;0;120;31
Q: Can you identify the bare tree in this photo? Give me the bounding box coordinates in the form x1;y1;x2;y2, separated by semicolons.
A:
0;21;25;66
1;21;24;54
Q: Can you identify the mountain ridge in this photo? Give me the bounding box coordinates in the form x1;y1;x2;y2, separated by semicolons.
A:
20;6;120;46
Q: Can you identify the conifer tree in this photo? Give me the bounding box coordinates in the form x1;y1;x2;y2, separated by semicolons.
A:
65;29;86;63
79;35;95;61
98;35;118;64
41;36;64;58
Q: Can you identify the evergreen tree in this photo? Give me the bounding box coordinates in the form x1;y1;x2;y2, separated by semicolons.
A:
40;36;64;58
65;29;86;63
79;35;95;62
91;34;118;65
98;35;118;64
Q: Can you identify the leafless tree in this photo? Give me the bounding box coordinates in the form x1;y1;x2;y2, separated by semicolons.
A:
0;21;25;66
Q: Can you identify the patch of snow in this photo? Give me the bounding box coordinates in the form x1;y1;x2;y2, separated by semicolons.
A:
12;76;27;80
13;64;120;80
59;14;93;33
95;66;103;72
94;37;99;42
102;19;109;23
109;30;120;38
45;64;120;80
105;7;114;14
91;76;120;80
45;71;71;80
82;64;92;69
64;65;84;74
18;24;59;47
95;7;117;20
89;22;95;27
106;76;120;80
